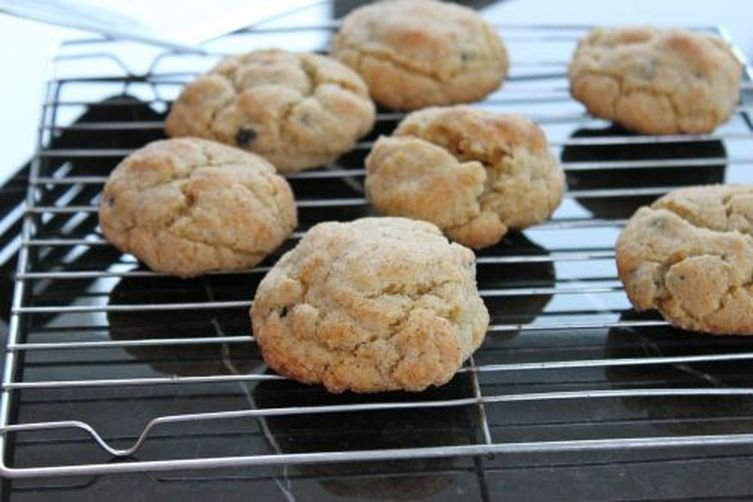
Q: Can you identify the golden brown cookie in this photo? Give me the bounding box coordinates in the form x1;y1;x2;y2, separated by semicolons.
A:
616;185;753;334
251;217;490;393
165;49;375;173
99;138;297;278
365;106;565;249
569;27;742;134
331;0;508;110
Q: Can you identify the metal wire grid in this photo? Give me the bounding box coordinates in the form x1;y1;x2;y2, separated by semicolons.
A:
1;16;753;481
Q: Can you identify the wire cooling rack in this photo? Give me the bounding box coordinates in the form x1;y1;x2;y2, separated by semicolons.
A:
3;5;753;497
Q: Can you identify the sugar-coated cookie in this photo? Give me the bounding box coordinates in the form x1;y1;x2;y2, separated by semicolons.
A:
569;27;742;134
99;138;297;278
331;0;508;110
366;106;564;248
165;49;375;173
617;185;753;334
251;217;489;393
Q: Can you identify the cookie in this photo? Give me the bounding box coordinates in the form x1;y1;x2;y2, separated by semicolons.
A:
365;106;565;249
616;185;753;335
250;217;490;393
330;0;508;110
99;138;297;278
569;27;742;134
165;49;375;173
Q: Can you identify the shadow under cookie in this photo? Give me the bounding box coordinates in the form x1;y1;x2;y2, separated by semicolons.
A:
107;273;257;377
604;311;753;436
475;232;555;339
252;373;481;500
562;124;727;219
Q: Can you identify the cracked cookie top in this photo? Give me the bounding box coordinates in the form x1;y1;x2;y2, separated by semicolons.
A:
616;185;753;334
569;27;742;134
330;0;508;110
250;217;490;393
99;138;297;278
165;49;376;173
365;106;565;249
